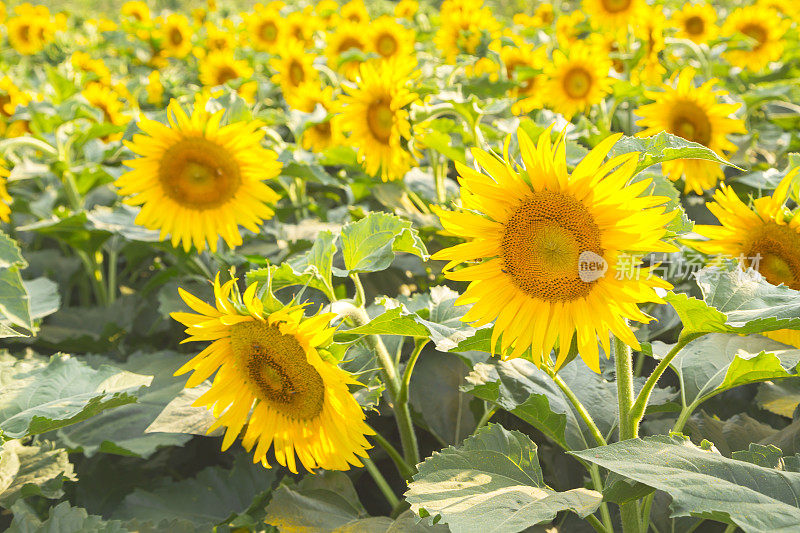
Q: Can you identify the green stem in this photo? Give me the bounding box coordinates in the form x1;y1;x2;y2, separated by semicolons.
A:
398;339;428;404
544;365;607;446
588;463;614;532
431;150;446;204
475;406;496;429
362;456;399;509
672;400;700;433
370;428;415;480
351;273;367;308
586;513;611;533
640;492;655;532
615;333;641;533
722;524;737;533
107;247;118;305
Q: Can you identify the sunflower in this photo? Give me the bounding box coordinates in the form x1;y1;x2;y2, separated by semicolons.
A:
757;0;800;21
171;274;373;472
244;5;282;52
115;96;281;253
671;3;718;44
543;42;613;118
555;11;586;46
339;58;417;182
0;158;12;223
82;82;129;127
722;5;789;72
200;51;253;88
341;0;370;25
204;22;235;54
395;0;419;19
582;0;643;29
370;16;415;61
6;4;53;55
270;40;319;112
631;7;667;87
635;67;745;194
159;14;193;59
325;23;371;79
687;169;800;347
301;86;343;153
432;127;676;371
500;42;547;115
434;0;501;64
71;51;111;84
0;77;30;118
283;9;318;45
121;0;150;23
315;0;339;27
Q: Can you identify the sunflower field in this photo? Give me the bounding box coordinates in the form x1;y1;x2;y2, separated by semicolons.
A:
2;0;800;531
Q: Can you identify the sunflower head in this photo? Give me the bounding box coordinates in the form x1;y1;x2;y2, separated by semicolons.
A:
245;5;282;52
115;95;281;253
301;86;344;153
722;5;789;71
583;0;643;29
121;1;150;23
200;51;253;88
543;42;613;118
171;273;373;473
671;3;718;44
159;14;193;58
635;67;746;194
0;77;30;117
370;16;415;60
7;5;54;56
432;125;678;371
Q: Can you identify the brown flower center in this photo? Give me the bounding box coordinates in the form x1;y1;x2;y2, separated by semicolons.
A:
601;0;632;14
668;101;713;146
367;99;394;144
744;223;800;290
685;16;705;36
563;67;592;99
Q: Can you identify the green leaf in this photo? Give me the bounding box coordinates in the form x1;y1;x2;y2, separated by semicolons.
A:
612;132;741;175
333;212;429;276
684;412;779;457
572;434;800;532
54;351;192;458
9;501;129;533
145;381;223;437
0;231;25;269
652;333;800;406
418;128;467;165
344;307;430;337
405;423;602;533
0;354;152;439
24;277;60;321
0;267;32;331
0;440;76;508
666;264;800;335
114;454;276;530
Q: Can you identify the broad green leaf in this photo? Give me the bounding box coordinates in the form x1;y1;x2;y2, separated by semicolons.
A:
343;306;430;337
464;358;675;451
18;212;111;255
405;423;602;533
54;351;192;458
0;267;32;330
145;381;223;437
9;501;129;533
0;231;25;269
85;205;160;242
572;434;800;532
612;132;740;175
0;354;152;439
38;296;137;353
114;454;276;530
0;440;76;508
666;265;800;335
24;277;60;321
333;212;429;276
652;333;800;406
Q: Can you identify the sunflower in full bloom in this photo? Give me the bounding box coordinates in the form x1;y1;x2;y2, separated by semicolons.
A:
121;1;150;23
432;127;677;371
245;5;282;52
204;22;235;54
270;40;319;112
159;14;193;59
635;68;745;194
722;5;789;72
556;11;586;45
325;23;371;79
686;169;800;348
200;51;253;88
395;0;418;19
0;77;30;118
631;7;667;87
370;16;415;61
82;82;130;128
283;9;318;46
171;274;374;472
757;0;800;21
434;0;501;64
671;3;718;44
6;4;54;55
115;96;281;253
0;158;12;223
500;41;547;115
301;86;344;153
582;0;643;29
340;0;370;25
339;58;418;182
543;42;613;118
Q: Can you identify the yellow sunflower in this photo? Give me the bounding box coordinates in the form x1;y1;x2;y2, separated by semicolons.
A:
121;1;150;23
434;0;501;64
270;40;319;112
543;42;613;118
370;16;415;61
282;9;318;46
244;5;282;52
395;0;419;19
71;51;111;84
722;5;789;72
500;42;547;115
0;158;12;223
200;51;253;88
315;0;340;27
341;0;370;25
325;23;371;79
635;67;745;194
0;77;30;118
115;96;281;253
757;0;800;21
159;14;193;59
631;7;667;87
82;82;129;127
339;58;418;182
556;11;586;46
204;22;235;54
301;86;343;153
171;274;373;472
671;3;718;44
582;0;643;29
432;127;677;371
6;4;54;55
687;169;800;347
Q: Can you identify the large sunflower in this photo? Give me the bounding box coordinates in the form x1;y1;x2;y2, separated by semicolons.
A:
671;3;718;44
0;158;11;223
432;127;677;371
370;16;415;61
200;51;253;88
543;42;613;118
722;5;789;72
635;67;745;194
171;274;373;472
687;170;800;347
582;0;643;29
115;96;281;253
338;58;417;181
340;0;370;25
159;14;193;59
270;40;319;112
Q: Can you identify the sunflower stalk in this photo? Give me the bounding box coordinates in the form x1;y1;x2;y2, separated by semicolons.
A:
362;456;400;509
615;332;642;533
